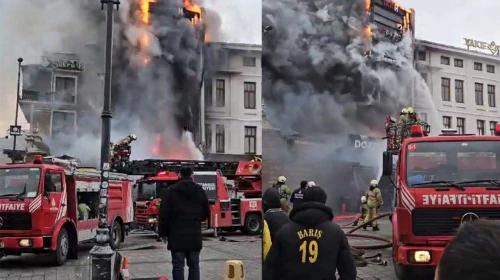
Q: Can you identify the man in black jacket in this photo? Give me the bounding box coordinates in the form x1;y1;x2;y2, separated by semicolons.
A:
290;180;308;209
263;188;290;241
263;186;357;280
158;167;210;280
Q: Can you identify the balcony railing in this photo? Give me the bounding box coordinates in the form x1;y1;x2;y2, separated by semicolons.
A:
21;90;75;104
21;90;54;102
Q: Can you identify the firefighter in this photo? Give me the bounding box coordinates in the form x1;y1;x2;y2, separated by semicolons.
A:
77;196;91;221
364;179;383;231
407;107;421;123
290;180;307;208
398;108;409;124
273;176;292;213
353;196;369;227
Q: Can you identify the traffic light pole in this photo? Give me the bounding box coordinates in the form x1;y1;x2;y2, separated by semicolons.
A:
90;1;119;279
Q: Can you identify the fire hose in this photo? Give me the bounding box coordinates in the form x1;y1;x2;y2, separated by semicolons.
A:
339;212;393;267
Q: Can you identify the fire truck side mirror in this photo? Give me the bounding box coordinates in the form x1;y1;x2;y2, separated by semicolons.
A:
382;152;393;176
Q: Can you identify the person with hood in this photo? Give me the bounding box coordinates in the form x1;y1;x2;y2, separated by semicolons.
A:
263;188;290;242
364;179;383;231
290;180;308;208
272;176;292;213
263;186;357;280
158;167;210;280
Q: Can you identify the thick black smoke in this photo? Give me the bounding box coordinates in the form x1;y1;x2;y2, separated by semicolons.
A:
263;0;428;136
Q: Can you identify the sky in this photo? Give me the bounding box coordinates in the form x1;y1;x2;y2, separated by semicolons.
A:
398;0;500;48
204;0;261;44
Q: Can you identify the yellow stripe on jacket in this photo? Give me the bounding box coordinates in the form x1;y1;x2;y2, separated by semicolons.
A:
263;220;272;260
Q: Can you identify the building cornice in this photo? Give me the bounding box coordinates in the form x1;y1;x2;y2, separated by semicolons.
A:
417;39;500;63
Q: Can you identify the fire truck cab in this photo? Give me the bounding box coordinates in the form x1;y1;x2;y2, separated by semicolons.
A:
0;156;133;265
383;121;500;279
125;159;263;235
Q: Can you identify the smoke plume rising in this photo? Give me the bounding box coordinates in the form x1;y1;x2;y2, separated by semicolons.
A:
263;0;439;135
0;0;231;165
262;0;440;208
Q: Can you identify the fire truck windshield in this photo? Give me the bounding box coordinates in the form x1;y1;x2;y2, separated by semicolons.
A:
406;141;500;187
134;181;172;201
0;167;40;198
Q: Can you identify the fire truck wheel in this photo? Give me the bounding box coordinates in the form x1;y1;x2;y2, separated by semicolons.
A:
242;214;262;235
110;220;123;250
52;228;69;266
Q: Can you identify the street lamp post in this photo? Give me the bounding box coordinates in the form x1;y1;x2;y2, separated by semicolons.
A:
90;1;119;279
12;57;23;163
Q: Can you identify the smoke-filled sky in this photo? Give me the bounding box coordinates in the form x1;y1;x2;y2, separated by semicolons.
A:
399;0;500;48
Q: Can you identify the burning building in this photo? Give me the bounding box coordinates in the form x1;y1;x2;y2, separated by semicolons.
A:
17;0;210;162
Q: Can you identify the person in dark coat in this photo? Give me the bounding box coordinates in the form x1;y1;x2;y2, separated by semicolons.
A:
263;186;357;280
263;188;290;242
158;167;210;280
290;180;307;208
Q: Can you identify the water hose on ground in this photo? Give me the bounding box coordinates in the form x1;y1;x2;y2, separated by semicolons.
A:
339;212;393;267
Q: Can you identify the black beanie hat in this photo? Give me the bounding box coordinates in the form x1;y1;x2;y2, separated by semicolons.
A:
304;186;327;204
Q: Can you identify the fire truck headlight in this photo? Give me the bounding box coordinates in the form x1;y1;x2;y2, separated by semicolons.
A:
411;250;431;263
148;218;157;224
19;239;32;247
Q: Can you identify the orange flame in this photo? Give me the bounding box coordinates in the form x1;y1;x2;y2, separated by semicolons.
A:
150;134;193;160
184;0;202;25
365;0;371;14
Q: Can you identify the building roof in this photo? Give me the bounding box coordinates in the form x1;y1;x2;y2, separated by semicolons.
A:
416;39;500;63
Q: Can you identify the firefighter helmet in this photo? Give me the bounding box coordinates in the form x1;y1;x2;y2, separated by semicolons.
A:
278;176;286;183
370;179;378;187
307;181;316;188
401;108;408;115
407;107;415;114
361;196;367;203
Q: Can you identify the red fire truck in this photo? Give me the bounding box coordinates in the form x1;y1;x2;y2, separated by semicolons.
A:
120;159;263;235
0;156;134;265
382;121;500;279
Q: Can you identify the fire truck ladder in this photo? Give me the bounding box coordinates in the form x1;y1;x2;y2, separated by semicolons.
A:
385;121;430;153
114;159;240;177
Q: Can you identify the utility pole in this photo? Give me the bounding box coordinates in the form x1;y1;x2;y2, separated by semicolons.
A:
90;1;119;279
12;57;23;163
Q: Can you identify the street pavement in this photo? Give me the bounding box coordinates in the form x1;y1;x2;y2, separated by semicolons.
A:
0;219;435;280
0;231;261;280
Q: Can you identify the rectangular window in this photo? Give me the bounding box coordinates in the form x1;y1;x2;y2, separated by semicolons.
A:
418;51;426;61
455;79;464;103
204;83;212;107
487;64;495;73
215;124;225;153
205;124;212;152
244;82;256;109
215;79;225;107
440;56;450;65
454;58;463;68
475;83;484;105
243;57;256;67
490;121;498;135
420;113;427;122
441;77;450;101
477;120;485;135
443;116;451;129
51;111;76;138
474;62;483;71
488;84;496;107
54;76;76;103
457;117;465;134
244;126;257;154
